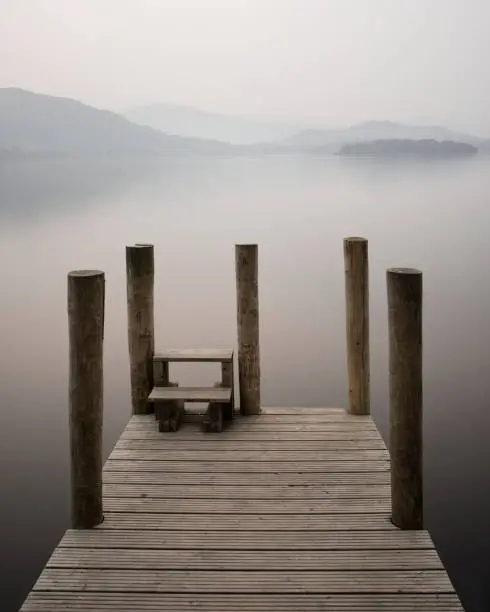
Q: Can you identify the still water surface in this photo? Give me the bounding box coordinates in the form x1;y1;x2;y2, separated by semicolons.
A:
0;155;489;611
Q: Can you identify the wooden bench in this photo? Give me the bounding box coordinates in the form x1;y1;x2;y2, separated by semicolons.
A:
150;348;235;432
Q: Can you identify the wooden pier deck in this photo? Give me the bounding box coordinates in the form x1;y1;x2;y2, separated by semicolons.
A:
18;241;466;610
20;407;463;611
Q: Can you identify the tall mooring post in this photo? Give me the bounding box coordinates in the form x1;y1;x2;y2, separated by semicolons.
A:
126;243;155;415
343;237;370;415
387;267;423;530
67;269;105;529
235;243;261;415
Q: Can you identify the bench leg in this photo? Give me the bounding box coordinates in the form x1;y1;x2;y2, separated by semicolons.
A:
200;382;229;432
157;400;184;432
220;362;234;421
202;402;224;433
168;382;185;424
153;362;170;420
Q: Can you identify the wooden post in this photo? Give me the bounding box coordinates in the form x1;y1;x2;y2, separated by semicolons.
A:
387;267;423;530
343;237;370;415
67;270;105;529
126;244;155;415
235;244;261;415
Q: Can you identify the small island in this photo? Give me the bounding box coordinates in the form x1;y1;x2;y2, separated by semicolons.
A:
337;138;478;158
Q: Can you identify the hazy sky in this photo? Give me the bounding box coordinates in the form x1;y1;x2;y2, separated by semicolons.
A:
1;0;490;134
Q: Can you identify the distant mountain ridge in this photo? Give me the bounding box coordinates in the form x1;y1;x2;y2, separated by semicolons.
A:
1;88;489;157
0;88;235;156
126;103;490;152
125;102;305;145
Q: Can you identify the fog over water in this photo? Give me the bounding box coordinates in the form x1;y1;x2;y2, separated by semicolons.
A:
0;155;489;611
3;0;490;134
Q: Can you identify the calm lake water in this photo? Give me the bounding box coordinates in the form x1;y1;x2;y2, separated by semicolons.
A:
1;154;489;611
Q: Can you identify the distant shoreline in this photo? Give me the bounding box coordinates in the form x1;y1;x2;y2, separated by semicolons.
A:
337;138;478;158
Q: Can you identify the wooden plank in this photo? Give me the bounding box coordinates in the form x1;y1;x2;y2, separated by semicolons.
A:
153;348;233;362
102;497;391;514
102;483;391;499
122;429;382;441
33;568;457;593
109;448;389;462
59;528;435;550
149;386;232;403
21;592;465;611
97;513;397;530
185;415;377;424
102;471;391;486
116;437;387;449
47;548;444;570
220;422;378;430
127;414;379;429
154;423;379;432
104;459;390;473
262;407;347;414
128;409;374;421
240;414;375;423
129;406;356;423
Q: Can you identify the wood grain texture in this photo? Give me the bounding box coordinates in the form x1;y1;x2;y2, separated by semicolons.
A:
116;438;386;449
104;459;391;473
128;421;379;431
154;348;233;362
101;483;391;498
262;407;347;414
122;429;382;440
108;448;389;461
143;422;379;431
96;512;397;531
235;244;260;415
127;409;372;422
67;270;105;529
148;386;232;403
19;407;463;612
59;528;435;549
32;568;456;593
47;548;443;570
103;471;391;486
126;244;154;415
208;414;375;423
387;268;423;530
101;497;392;514
20;593;465;611
344;237;370;415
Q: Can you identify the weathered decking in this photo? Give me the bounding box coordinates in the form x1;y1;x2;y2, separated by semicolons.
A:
20;408;463;611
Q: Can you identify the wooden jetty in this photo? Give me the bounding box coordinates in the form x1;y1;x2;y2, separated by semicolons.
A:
19;240;465;611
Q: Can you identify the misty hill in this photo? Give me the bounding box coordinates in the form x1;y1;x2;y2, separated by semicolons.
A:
338;139;478;158
126;102;304;145
0;89;235;156
284;120;490;153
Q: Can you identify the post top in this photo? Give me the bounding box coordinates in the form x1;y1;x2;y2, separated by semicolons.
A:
387;267;422;276
344;236;367;242
68;270;104;278
127;243;154;249
235;243;258;248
